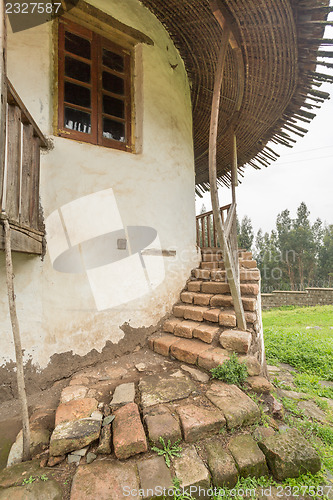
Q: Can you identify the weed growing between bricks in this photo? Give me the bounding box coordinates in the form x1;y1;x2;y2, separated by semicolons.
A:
210;353;248;387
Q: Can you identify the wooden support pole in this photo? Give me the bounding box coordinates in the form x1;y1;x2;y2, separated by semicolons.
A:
0;0;7;211
208;25;246;331
231;132;238;204
2;217;31;461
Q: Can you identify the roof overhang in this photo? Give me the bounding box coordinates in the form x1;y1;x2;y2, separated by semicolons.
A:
141;0;333;194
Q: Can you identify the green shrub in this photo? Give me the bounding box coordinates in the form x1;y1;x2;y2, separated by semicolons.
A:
210;353;248;387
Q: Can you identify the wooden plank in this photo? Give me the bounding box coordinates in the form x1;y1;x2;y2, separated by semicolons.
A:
6;104;21;221
30;137;40;230
7;80;47;148
196;218;200;247
224;202;236;240
20;124;34;227
208;21;246;331
0;223;42;254
0;2;7;211
207;214;211;247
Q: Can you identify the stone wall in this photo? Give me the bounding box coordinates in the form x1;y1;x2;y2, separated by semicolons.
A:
261;288;333;309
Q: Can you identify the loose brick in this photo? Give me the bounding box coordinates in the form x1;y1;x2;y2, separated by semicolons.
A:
144;405;182;446
154;335;179;357
201;262;219;269
193;324;220;343
219;330;252;354
113;403;147;459
247;376;273;394
240;251;252;260
194;269;211;279
240;283;259;296
177;403;226;442
242;297;256;312
241;260;257;269
219;312;237;327
211;295;233;308
203;308;220;323
202;252;223;262
137;456;173;498
163;317;180;333
173;304;186;317
187;281;202;292
240;270;260;281
183;305;209;321
245;311;257;324
173;446;210;492
202;282;230;294
180;291;194;304
193;293;213;306
174;320;200;339
205;440;238;487
198;347;230;371
55;398;98;426
229;434;268;478
210;270;227;281
170;339;210;364
238;355;261;376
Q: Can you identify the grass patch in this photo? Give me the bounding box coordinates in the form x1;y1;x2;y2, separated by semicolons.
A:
263;305;333;380
210;353;248;387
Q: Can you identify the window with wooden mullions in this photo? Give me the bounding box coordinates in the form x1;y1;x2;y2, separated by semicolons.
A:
58;20;132;151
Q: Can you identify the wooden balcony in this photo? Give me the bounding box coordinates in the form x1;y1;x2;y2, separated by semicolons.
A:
0;80;47;254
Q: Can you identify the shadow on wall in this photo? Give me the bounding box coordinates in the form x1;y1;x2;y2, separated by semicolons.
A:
46;188;165;310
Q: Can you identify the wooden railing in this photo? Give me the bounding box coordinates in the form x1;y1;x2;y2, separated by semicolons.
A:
196;202;240;281
0;79;47;254
196;203;231;248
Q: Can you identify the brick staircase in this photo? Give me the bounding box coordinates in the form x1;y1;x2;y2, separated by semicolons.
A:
149;248;264;374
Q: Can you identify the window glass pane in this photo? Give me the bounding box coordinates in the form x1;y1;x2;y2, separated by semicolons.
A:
103;49;124;72
102;72;124;95
65;31;91;59
65;107;91;134
103;118;125;142
103;95;125;119
65;56;91;83
65;81;91;108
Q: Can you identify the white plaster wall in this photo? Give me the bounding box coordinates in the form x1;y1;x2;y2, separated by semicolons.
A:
1;0;199;370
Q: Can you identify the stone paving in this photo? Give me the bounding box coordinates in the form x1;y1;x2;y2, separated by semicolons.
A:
1;353;323;499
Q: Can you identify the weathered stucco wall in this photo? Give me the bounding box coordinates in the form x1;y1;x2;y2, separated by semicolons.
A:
262;288;333;309
0;0;199;396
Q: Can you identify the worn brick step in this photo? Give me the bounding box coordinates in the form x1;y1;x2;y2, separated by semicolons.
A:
183;291;257;312
173;304;257;326
239;251;252;260
200;261;225;270
239;259;257;269
186;281;259;299
148;332;261;375
192;268;260;282
163;317;221;343
219;329;252;354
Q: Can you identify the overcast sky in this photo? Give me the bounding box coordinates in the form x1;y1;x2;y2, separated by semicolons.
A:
195;29;333;236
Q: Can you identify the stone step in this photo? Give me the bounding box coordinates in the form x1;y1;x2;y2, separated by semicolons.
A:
182;290;257;312
148;332;260;375
219;329;252;354
239;259;257;269
163;317;221;343
201;261;225;270
192;268;260;282
173;304;257;327
187;280;260;297
240;251;253;260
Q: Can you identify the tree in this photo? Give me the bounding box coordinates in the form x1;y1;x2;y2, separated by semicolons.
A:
318;225;333;285
238;216;254;251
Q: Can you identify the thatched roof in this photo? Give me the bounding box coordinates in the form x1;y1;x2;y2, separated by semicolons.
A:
141;0;333;194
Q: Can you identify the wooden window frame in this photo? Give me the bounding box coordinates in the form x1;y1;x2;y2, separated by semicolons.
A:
57;19;132;152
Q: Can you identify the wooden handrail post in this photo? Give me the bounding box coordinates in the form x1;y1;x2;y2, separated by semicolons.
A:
231;131;238;205
0;0;7;210
208;22;246;331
